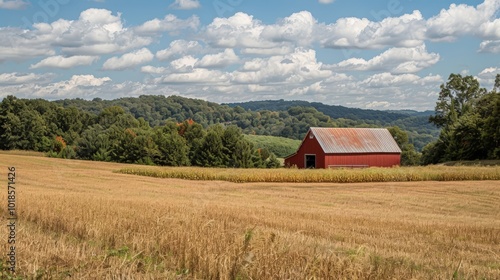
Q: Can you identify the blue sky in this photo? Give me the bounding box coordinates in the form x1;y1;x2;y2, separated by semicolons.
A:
0;0;499;110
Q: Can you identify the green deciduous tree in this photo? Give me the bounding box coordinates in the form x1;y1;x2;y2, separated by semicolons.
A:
111;128;158;164
222;125;245;167
478;80;500;159
424;73;499;164
232;139;254;168
76;124;109;160
177;120;205;164
0;96;48;151
429;74;487;128
266;153;281;168
193;125;226;167
387;126;408;148
153;128;190;166
388;126;421;166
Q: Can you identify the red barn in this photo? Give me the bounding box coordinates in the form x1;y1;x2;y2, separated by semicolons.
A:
284;128;401;168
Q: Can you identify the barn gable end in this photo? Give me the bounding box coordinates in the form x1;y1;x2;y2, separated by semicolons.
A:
284;128;401;168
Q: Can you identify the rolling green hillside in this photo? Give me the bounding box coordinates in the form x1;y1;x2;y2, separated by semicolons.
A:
244;134;301;158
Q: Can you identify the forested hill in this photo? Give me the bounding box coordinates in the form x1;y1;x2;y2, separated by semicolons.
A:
226;99;436;130
52;95;437;151
226;99;408;122
385;110;435;117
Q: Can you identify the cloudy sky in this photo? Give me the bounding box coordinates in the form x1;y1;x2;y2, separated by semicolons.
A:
0;0;499;110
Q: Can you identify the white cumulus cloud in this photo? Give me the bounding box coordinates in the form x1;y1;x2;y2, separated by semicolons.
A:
0;27;56;62
320;10;426;49
141;66;169;74
241;46;293;56
479;40;500;53
261;11;317;46
102;48;154;71
361;73;421;88
5;9;154;58
330;45;440;74
204;11;318;51
0;75;112;99
169;0;200;10
427;0;500;41
156;40;202;61
34;75;112;98
0;8;203;63
477;67;500;88
65;75;111;87
0;0;28;10
170;55;198;72
30;56;99;69
232;48;331;84
204;12;269;49
0;72;55;85
54;9;153;56
160;69;230;84
195;49;239;68
135;14;199;34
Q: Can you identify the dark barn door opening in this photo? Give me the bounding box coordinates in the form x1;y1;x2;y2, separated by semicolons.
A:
305;155;316;169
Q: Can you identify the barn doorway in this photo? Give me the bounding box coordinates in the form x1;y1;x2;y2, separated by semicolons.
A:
305;155;316;169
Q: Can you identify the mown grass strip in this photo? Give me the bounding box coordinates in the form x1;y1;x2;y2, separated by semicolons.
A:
116;165;500;183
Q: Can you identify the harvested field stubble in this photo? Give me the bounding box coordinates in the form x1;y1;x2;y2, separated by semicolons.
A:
0;154;499;279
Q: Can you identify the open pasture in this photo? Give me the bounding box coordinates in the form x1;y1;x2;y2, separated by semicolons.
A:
1;154;499;279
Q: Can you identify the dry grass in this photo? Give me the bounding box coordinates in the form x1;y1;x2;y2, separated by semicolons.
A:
0;150;46;157
118;165;500;183
1;154;499;279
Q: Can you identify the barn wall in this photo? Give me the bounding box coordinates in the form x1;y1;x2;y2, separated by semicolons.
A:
325;153;401;168
285;131;325;168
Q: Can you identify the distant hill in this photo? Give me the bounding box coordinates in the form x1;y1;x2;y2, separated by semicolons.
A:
226;99;408;122
226;99;439;141
385;110;435;117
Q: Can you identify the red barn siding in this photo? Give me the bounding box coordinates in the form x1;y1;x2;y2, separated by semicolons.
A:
285;130;325;168
325;153;401;168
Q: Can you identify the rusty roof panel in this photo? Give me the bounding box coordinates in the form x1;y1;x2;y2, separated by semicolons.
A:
310;127;402;154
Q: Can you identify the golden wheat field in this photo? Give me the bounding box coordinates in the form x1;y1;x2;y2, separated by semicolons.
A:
1;153;499;279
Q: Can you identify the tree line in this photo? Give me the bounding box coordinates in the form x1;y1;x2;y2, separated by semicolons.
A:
0;97;280;168
422;73;500;164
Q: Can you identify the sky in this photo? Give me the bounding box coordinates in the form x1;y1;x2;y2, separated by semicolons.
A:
0;0;499;111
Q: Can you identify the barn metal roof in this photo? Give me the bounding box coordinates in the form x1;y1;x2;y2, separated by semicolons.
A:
310;127;402;154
